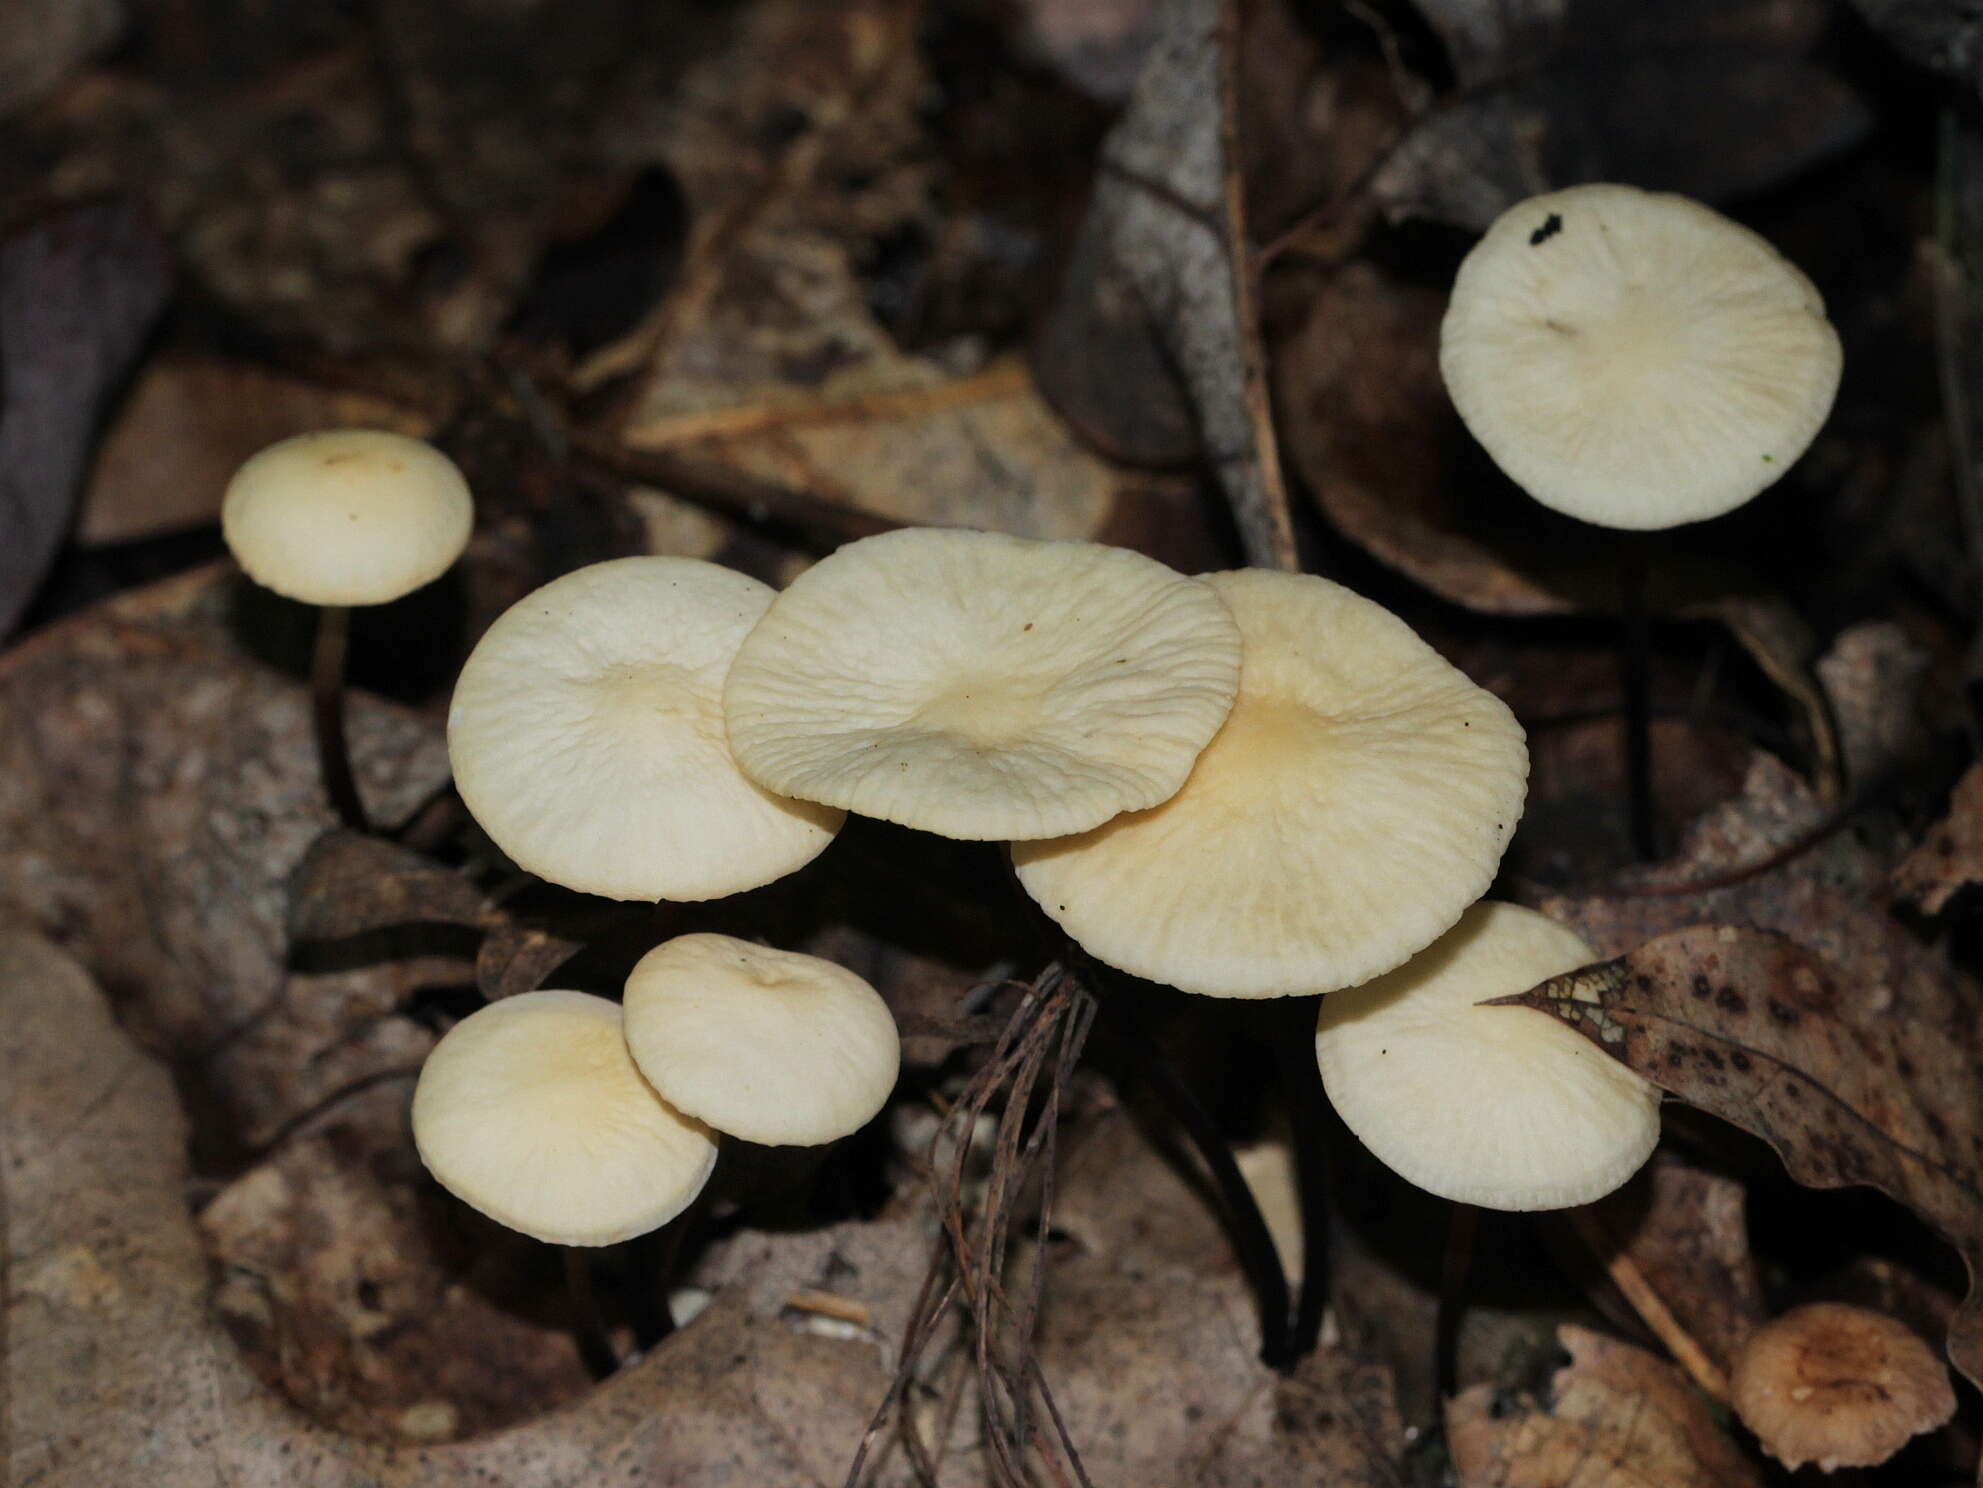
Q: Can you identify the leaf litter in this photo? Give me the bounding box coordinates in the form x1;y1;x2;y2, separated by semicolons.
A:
5;0;1983;1483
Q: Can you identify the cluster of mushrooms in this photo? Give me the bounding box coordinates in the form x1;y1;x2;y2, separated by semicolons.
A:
217;183;1958;1473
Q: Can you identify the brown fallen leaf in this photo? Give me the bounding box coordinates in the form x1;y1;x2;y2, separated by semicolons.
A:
0;198;170;636
78;353;435;545
1897;760;1983;916
287;828;485;946
1447;1324;1764;1488
0;565;450;1146
1499;925;1983;1391
1033;0;1297;568
198;1083;597;1442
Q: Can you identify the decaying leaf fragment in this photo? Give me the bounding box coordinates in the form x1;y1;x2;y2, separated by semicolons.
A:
1897;760;1983;915
1033;0;1295;568
1500;925;1983;1391
1448;1324;1763;1488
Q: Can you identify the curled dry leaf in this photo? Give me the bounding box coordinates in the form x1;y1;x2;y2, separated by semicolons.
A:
1498;925;1983;1390
1033;0;1297;568
1447;1324;1763;1488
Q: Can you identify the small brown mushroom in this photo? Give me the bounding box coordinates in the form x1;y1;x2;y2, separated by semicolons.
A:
1730;1302;1956;1473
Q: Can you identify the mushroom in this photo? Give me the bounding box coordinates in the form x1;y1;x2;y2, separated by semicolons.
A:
1731;1302;1957;1473
447;555;842;901
1013;569;1528;998
411;989;718;1246
1316;900;1662;1398
222;429;474;832
722;526;1243;841
1439;184;1841;860
621;933;900;1147
1312;900;1660;1210
1439;182;1841;532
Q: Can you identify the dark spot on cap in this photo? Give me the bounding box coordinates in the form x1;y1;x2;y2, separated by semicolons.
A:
1529;213;1564;246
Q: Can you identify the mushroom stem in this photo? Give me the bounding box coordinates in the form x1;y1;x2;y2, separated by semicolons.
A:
1269;997;1331;1365
1621;549;1659;861
562;1245;622;1378
1083;970;1292;1367
311;604;369;834
1434;1201;1479;1401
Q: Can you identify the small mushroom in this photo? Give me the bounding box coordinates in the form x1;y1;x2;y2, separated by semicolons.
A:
621;933;901;1147
222;429;473;606
1013;569;1528;997
448;556;842;901
222;429;474;832
1439;182;1841;531
411;990;718;1246
722;527;1242;841
1313;901;1660;1210
1731;1302;1957;1473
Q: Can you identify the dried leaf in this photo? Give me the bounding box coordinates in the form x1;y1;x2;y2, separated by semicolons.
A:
1500;926;1983;1389
0;199;169;635
1897;761;1983;916
0;564;450;1145
287;829;485;946
78;354;434;545
1447;1324;1763;1488
199;1083;596;1442
1372;0;1866;231
1034;0;1296;568
474;920;582;1001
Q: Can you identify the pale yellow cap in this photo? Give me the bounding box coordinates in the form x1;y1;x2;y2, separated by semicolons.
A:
722;527;1242;841
1441;184;1841;530
221;429;473;604
1314;901;1660;1210
1732;1302;1956;1473
411;990;718;1246
1013;570;1527;996
623;933;900;1146
448;556;843;902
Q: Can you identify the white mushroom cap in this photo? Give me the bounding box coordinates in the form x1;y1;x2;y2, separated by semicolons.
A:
722;527;1242;841
1731;1302;1957;1473
448;556;843;902
1013;570;1527;997
221;429;474;605
1440;183;1842;530
1314;901;1660;1210
411;990;718;1246
622;933;900;1146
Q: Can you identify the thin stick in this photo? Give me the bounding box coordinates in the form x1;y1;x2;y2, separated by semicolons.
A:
1621;549;1658;861
1270;997;1331;1365
1569;1206;1730;1403
1434;1202;1478;1402
311;605;368;833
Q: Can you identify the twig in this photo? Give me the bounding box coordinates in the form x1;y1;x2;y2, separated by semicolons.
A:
1568;1205;1729;1403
